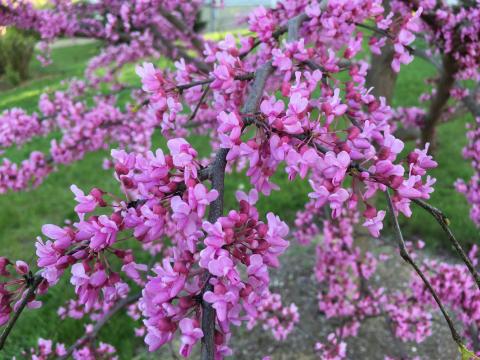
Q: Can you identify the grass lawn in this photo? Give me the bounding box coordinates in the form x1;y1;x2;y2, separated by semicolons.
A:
0;39;477;358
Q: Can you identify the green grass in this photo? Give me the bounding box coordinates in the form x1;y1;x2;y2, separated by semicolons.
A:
0;38;477;358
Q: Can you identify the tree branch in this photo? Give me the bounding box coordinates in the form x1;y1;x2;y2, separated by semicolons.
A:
412;198;480;290
0;274;43;350
157;5;205;56
200;12;312;358
200;57;275;360
420;54;458;148
58;292;141;360
385;190;463;346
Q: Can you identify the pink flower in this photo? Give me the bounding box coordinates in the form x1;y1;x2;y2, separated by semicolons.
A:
136;62;164;93
203;287;238;322
308;181;330;208
320;151;350;186
218;111;243;149
264;213;289;267
179;318;203;357
171;196;198;236
322;89;347;124
76;215;118;251
247;254;269;287
328;188;350;218
188;184;218;218
362;210;386;237
167;138;198;181
70;185;99;217
208;255;240;284
35;239;59;267
42;224;73;249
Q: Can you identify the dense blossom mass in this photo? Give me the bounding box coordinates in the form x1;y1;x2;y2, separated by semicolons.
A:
0;0;480;359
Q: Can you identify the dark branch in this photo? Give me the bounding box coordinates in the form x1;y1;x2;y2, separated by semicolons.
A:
412;198;480;290
58;292;141;360
385;190;463;346
0;274;43;350
157;5;205;56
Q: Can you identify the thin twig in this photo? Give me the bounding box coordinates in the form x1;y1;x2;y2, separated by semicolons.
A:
412;198;480;290
176;73;254;92
58;292;141;359
0;274;43;350
157;4;205;56
385;190;463;346
187;86;210;124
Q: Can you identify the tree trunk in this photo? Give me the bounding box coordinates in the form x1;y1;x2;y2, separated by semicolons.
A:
365;0;397;105
420;54;457;151
366;43;398;105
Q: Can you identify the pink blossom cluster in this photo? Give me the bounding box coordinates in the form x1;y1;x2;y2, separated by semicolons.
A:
0;258;47;326
24;337;117;360
141;187;292;356
0;108;47;150
409;245;480;352
0;0;203;65
247;291;299;341
390;8;423;72
26;138;293;356
0;83;156;193
391;0;480;80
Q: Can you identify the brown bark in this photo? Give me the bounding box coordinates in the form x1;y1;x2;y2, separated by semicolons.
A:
365;0;398;105
420;54;458;150
366;43;398;105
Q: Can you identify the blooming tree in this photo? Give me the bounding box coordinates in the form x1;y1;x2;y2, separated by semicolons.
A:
0;0;480;359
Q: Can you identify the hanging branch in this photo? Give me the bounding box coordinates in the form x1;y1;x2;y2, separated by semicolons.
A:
187;86;210;124
199;12;312;360
157;4;205;56
0;274;43;351
385;190;463;346
58;292;141;360
412;198;480;290
200;58;275;360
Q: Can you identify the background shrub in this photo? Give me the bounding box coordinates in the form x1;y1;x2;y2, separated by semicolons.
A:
0;28;37;85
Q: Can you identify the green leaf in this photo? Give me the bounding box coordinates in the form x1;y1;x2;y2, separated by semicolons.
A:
459;343;480;360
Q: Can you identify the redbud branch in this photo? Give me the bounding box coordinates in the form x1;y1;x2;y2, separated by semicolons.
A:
346;110;480;291
151;30;211;74
355;22;416;55
385;190;463;346
187;86;210;124
200;148;228;360
0;274;43;351
157;4;205;56
58;292;141;360
176;73;255;92
200;63;275;360
201;26;280;360
239;0;328;60
250;107;480;296
412;198;480;290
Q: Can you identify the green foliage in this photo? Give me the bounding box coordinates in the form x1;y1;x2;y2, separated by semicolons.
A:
0;27;38;85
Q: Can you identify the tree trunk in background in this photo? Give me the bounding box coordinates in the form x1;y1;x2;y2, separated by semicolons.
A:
420;54;457;151
365;0;397;105
366;43;398;105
